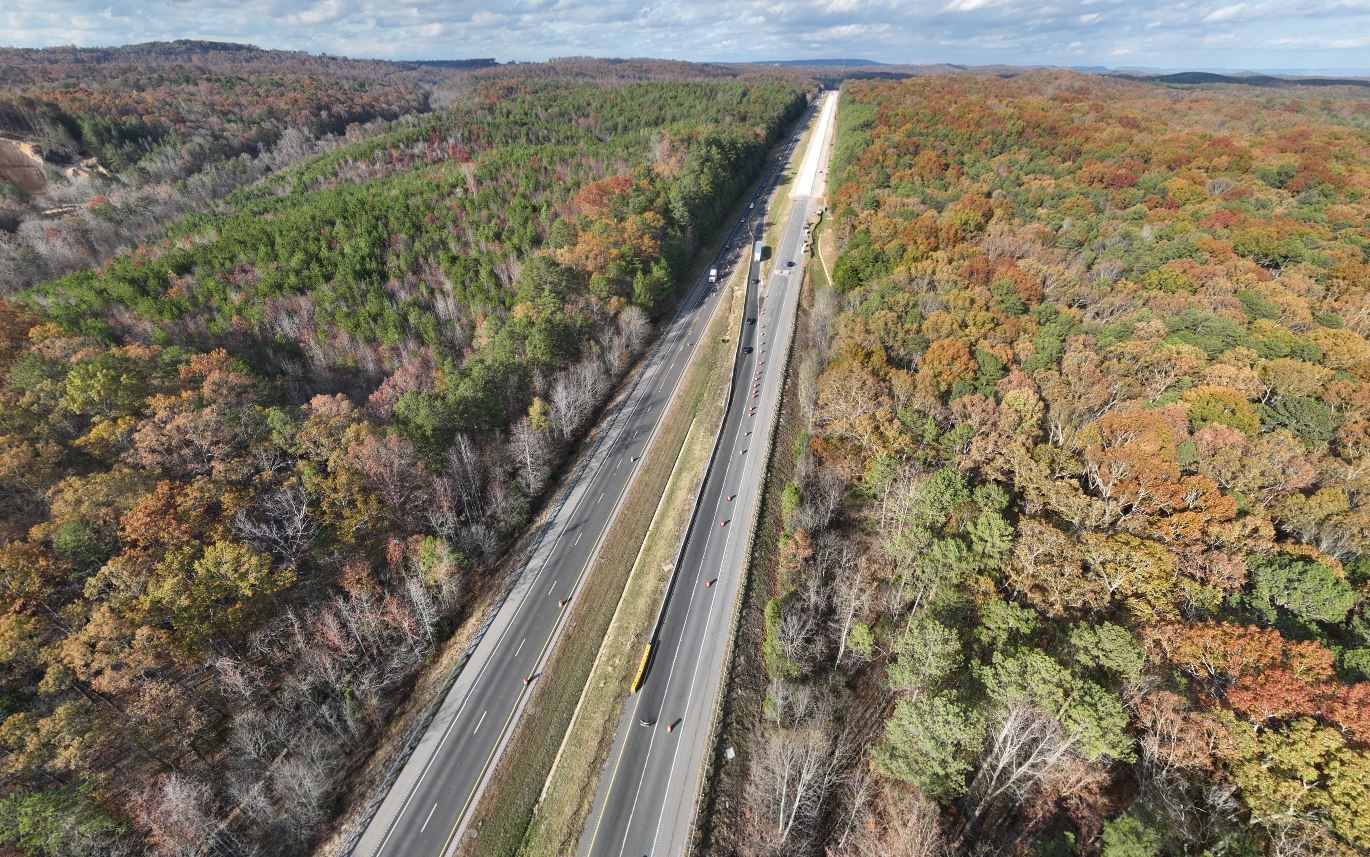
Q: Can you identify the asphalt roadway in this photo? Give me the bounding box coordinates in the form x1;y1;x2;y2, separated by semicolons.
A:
579;90;838;857
348;95;823;857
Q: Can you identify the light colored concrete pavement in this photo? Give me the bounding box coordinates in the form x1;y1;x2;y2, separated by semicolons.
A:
579;89;839;857
342;101;819;857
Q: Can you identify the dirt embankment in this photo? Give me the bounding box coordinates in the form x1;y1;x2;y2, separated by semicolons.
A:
0;138;48;195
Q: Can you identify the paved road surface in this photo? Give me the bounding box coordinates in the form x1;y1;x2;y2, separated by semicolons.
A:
580;90;838;857
346;96;822;857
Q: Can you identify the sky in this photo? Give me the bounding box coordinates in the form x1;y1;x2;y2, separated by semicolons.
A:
3;0;1370;73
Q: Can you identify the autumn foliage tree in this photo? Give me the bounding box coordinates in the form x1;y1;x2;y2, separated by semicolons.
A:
719;71;1370;857
0;75;809;856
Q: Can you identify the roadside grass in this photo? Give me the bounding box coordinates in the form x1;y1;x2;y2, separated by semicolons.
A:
753;92;822;283
514;271;742;856
810;213;833;289
693;94;837;854
506;100;833;855
692;255;812;856
319;101;817;857
456;206;753;857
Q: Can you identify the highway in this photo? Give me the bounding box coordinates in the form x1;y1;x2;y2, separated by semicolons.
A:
345;94;824;857
580;90;839;857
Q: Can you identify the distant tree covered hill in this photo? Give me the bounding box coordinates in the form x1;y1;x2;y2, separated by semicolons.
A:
716;71;1370;857
0;76;809;857
0;40;439;168
0;40;458;297
748;58;887;67
1120;70;1370;88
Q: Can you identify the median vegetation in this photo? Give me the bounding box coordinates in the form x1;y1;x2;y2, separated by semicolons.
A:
464;255;744;855
0;73;808;857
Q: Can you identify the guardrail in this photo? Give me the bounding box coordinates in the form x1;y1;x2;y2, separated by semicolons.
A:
632;101;817;690
332;108;810;857
687;92;832;855
687;204;806;854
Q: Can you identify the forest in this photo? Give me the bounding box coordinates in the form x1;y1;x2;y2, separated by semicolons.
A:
0;41;450;297
0;76;808;855
0;40;431;172
730;73;1370;857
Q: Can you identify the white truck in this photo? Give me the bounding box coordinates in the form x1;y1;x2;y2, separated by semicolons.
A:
709;267;718;283
753;241;763;263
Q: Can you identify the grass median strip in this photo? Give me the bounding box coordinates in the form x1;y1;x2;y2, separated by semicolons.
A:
456;246;746;857
519;356;732;855
519;100;827;855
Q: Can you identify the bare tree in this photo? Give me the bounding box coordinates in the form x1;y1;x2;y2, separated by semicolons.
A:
597;330;627;377
131;772;219;857
508;416;553;497
618;304;652;354
549;356;611;441
402;573;440;644
776;598;820;673
765;676;817;729
212;656;265;705
233;481;315;563
269;749;332;842
806;466;847;531
445;433;487;521
265;127;319;168
808;284;838;360
426;476;462;543
749;723;844;850
831;763;873;854
1131;689;1244;850
549;369;589;441
829;564;872;666
225;775;273;830
830;777;946;857
797;351;821;431
959;704;1098;848
460;521;501;563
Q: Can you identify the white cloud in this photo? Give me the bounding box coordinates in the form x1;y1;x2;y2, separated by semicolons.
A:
286;0;347;26
945;0;1001;12
0;0;1365;72
1202;3;1246;23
